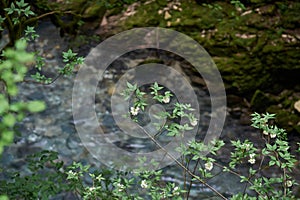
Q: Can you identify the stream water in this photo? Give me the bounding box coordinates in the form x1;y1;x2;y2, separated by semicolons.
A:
0;21;265;199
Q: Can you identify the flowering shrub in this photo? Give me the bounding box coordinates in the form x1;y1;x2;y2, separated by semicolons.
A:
117;82;300;199
0;0;84;153
0;1;83;199
0;40;45;155
0;1;299;199
1;78;300;199
3;81;300;199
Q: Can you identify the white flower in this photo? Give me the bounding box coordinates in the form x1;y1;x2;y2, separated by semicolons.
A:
130;106;139;116
204;162;213;171
244;143;250;151
248;158;255;164
162;96;170;103
173;186;180;196
190;119;198;127
141;180;148;189
286;180;293;187
249;153;255;158
263;130;268;135
89;187;95;191
68;170;76;176
248;153;256;164
67;170;77;179
270;133;276;138
116;183;125;192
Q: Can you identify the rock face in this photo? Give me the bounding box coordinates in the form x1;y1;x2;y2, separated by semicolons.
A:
28;1;298;131
106;0;300;133
30;0;107;36
119;0;300;93
250;90;276;113
295;100;300;113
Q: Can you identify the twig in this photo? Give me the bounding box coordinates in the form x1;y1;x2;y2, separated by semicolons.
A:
23;73;62;85
139;126;228;200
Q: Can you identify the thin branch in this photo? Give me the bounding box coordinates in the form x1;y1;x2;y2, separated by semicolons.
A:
139;126;228;200
23;10;79;27
213;162;265;197
186;158;199;199
23;73;62;85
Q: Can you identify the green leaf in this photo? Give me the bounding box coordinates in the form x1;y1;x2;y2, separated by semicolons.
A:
10;102;26;112
249;168;256;175
7;85;18;96
2;130;14;143
12;17;20;25
0;16;5;24
24;6;34;17
266;143;277;151
15;39;27;50
261;148;269;155
25;26;35;34
126;82;134;89
0;195;9;200
3;113;16;127
4;8;12;15
0;94;9;114
27;101;46;112
16;0;28;8
269;160;275;166
9;3;15;13
16;113;25;121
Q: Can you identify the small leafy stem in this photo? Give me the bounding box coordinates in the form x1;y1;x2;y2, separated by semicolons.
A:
138;124;228;200
122;82;298;199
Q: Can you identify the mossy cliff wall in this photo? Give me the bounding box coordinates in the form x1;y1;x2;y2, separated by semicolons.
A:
115;0;300;132
26;0;299;132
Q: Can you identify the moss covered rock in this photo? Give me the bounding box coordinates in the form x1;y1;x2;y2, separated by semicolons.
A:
119;0;300;96
111;0;300;132
250;90;277;112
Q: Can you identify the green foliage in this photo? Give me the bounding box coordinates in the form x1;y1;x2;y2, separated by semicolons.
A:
0;150;183;199
0;0;36;46
59;49;84;76
24;26;39;41
0;0;84;155
230;0;246;10
0;2;85;199
202;3;222;11
0;40;45;155
121;83;299;199
0;196;8;200
1;79;300;199
0;1;299;199
0;40;46;200
30;72;52;84
105;0;140;9
0;151;66;199
3;0;35;24
31;48;84;84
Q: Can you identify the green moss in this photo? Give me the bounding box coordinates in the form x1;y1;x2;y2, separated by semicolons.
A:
250;90;277;112
294;124;300;134
275;110;299;133
266;94;300;134
266;105;281;114
282;98;294;109
262;43;283;53
280;2;300;29
82;2;106;20
118;0;300;98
